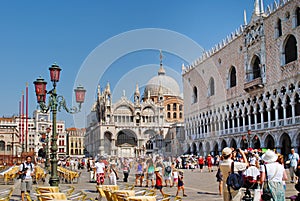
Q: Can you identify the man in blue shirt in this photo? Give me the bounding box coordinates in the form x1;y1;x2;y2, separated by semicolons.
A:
288;148;299;183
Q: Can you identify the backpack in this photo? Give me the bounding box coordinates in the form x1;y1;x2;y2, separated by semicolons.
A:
226;162;243;198
18;163;33;179
165;166;172;173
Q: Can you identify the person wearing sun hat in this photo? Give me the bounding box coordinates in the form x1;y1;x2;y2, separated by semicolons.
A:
219;147;248;201
259;150;288;201
154;167;164;196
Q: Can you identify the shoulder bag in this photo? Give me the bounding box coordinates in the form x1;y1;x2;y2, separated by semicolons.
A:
261;164;273;201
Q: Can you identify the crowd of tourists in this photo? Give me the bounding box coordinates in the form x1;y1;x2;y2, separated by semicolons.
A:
14;146;300;201
216;147;299;201
76;148;300;200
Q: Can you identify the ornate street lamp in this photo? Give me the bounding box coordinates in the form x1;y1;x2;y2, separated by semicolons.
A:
45;127;51;173
33;63;86;186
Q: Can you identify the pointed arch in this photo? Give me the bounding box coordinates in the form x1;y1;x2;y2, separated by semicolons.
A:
296;7;300;27
229;66;237;88
213;142;219;156
265;135;275;149
193;86;198;103
205;141;211;155
284;35;297;64
230;138;237;149
252;135;261;149
221;140;227;150
192;142;197;155
116;129;137;146
208;77;215;96
251;55;261;79
276;18;282;38
199;142;204;156
104;131;112;155
279;133;291;160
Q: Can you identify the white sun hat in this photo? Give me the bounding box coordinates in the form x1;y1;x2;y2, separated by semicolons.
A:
262;150;278;163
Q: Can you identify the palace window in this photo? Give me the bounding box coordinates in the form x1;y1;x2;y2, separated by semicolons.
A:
229;66;237;88
276;18;282;38
284;35;297;64
167;104;171;111
173;112;177;119
208;77;215;96
192;86;198;103
296;7;300;27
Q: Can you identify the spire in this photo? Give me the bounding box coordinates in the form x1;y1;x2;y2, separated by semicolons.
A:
135;83;140;96
105;82;111;94
260;0;264;14
97;84;101;95
254;0;260;16
134;83;140;105
181;63;186;73
158;50;166;75
244;10;248;25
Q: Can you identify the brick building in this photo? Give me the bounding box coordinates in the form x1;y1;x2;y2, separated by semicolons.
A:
182;0;300;158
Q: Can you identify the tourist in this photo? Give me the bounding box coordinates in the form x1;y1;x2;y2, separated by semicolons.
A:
135;159;144;187
288;148;299;183
176;170;187;197
163;158;172;187
219;147;248;201
122;159;130;182
171;168;179;187
206;154;213;172
260;150;287;201
108;162;118;185
154;167;164;196
198;156;205;172
145;158;155;187
19;156;35;201
94;158;106;185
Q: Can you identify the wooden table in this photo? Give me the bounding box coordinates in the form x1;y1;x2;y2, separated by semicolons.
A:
127;196;156;201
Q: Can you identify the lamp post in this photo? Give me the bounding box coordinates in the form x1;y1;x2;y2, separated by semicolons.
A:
45;127;51;173
33;63;86;186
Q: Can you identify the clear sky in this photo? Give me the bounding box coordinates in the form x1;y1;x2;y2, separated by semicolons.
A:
0;0;274;128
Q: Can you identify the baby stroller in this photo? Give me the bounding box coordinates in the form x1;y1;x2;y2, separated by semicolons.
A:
241;175;258;201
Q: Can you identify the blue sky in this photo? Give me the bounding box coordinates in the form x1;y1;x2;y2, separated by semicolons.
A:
0;0;274;128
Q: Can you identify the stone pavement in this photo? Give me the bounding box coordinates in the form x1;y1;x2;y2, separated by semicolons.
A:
1;166;298;200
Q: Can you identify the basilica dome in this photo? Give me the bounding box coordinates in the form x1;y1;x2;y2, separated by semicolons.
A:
144;65;180;97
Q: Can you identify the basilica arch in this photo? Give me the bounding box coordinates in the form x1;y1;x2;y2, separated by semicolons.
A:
116;129;137;146
104;131;112;155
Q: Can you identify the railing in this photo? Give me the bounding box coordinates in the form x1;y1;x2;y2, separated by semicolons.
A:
191;116;300;138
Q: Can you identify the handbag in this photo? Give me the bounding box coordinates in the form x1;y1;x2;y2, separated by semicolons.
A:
261;164;273;201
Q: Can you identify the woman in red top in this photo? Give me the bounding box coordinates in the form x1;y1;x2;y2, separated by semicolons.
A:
206;154;213;172
154;168;164;196
198;156;205;172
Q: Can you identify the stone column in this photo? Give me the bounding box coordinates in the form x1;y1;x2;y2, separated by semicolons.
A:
282;103;287;125
254;108;258;130
260;107;264;129
291;101;296;124
275;104;279;127
242;114;246;132
266;107;271;128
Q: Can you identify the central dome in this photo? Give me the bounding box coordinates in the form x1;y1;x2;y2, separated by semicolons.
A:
144;65;180;97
